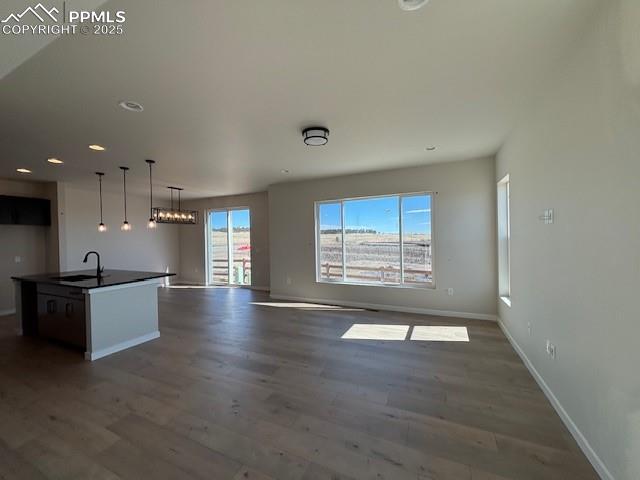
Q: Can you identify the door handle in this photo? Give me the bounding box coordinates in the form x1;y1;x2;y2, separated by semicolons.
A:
46;299;56;314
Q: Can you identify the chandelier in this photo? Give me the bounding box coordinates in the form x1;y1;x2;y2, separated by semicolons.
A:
152;187;198;225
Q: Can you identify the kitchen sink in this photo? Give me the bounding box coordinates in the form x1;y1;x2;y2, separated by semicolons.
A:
51;274;98;282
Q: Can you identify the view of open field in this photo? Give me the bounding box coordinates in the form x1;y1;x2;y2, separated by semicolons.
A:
318;232;432;284
208;230;251;285
317;193;432;286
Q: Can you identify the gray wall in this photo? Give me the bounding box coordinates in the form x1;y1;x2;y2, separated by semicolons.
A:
496;1;639;478
179;192;270;289
57;183;180;277
268;157;497;318
0;179;58;314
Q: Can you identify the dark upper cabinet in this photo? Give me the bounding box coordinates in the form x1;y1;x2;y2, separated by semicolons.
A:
0;196;13;224
0;195;51;226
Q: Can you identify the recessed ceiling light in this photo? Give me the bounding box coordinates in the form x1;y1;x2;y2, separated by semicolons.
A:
281;169;290;174
425;146;437;151
398;0;429;11
302;127;329;146
16;168;32;174
47;158;64;164
119;100;144;112
89;144;106;151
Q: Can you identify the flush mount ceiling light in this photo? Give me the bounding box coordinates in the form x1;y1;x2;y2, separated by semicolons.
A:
398;0;429;11
281;169;290;174
89;144;106;151
302;127;329;146
16;168;32;174
425;146;437;151
95;172;107;232
47;157;64;164
119;100;144;112
152;187;198;225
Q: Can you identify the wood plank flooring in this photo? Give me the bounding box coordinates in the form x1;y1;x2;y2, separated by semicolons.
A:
0;287;598;479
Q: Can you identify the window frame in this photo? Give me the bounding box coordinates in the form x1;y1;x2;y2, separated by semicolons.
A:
497;175;511;306
205;206;252;286
314;191;435;289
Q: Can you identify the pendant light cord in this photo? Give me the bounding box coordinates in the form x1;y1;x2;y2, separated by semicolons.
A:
98;174;104;223
123;168;128;221
149;163;153;216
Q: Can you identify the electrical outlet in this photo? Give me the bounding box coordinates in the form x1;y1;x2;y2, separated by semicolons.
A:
14;256;22;263
540;209;554;224
286;276;292;285
546;340;556;359
446;288;454;296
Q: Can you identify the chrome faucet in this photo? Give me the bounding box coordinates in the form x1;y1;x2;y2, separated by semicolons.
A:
82;251;104;278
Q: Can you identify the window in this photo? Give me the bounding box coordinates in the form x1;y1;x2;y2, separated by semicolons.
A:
206;208;251;286
497;175;511;304
316;193;433;287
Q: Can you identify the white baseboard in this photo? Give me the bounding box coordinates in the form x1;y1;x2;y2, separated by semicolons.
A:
85;331;160;361
497;318;613;480
269;294;497;321
0;308;16;317
246;285;270;292
165;278;198;286
165;282;269;292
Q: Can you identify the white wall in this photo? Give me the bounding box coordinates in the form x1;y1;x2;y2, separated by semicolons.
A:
179;192;270;289
496;1;640;478
269;157;497;319
0;178;58;314
57;183;179;277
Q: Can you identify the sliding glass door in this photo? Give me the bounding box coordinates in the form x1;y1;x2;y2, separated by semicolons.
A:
207;208;251;286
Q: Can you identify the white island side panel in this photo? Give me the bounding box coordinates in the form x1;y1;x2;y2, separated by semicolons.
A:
85;280;161;360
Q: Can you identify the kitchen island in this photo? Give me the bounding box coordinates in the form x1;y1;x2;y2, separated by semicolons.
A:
12;269;174;360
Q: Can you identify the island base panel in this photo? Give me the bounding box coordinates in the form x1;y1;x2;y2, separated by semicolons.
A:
85;281;161;361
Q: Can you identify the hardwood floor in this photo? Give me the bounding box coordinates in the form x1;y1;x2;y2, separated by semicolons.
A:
0;287;597;480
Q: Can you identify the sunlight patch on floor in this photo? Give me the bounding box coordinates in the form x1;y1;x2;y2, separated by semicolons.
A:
410;326;469;342
166;285;229;289
341;324;470;342
341;324;410;340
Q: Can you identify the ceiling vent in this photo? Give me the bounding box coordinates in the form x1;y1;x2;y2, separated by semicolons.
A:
118;100;144;112
398;0;429;11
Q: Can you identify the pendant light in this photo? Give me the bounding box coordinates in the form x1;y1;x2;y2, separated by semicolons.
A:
145;159;157;229
120;166;132;231
96;172;107;232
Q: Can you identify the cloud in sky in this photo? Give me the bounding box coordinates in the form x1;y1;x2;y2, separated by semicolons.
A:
406;209;431;214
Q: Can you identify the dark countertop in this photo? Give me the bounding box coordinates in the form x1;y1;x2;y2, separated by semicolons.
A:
12;269;175;290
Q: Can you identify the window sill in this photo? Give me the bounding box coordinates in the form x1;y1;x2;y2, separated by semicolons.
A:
317;279;435;290
500;296;512;307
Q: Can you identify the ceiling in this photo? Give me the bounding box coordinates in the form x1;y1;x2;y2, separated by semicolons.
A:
0;0;598;198
0;0;107;79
